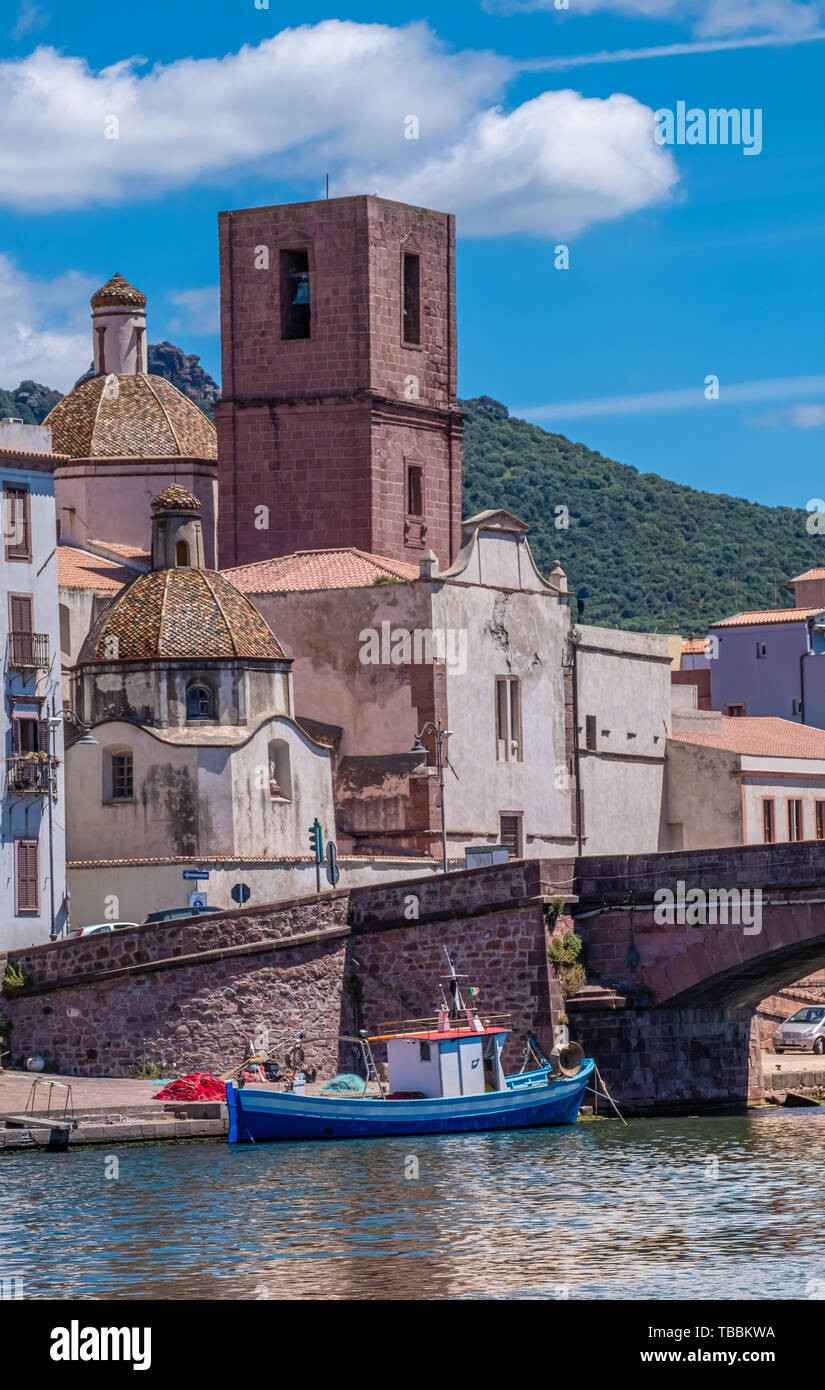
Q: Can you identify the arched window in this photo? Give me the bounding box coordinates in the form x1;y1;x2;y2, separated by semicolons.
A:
268;739;292;801
186;684;215;720
176;539;190;567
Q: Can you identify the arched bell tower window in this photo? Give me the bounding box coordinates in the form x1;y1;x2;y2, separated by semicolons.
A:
176;539;190;567
186;683;215;721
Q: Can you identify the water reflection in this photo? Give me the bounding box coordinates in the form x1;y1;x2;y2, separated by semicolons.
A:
1;1108;822;1300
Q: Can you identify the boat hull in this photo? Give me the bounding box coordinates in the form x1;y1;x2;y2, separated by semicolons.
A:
226;1061;594;1143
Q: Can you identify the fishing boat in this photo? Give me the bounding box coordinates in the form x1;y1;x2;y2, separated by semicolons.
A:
226;954;594;1143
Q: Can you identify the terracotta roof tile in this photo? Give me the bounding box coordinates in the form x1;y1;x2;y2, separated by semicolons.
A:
57;546;134;593
672;717;825;759
78;567;286;662
223;548;419;594
682;638;707;654
90;272;146;309
710;607;825;628
151;484;201;512
86;539;150;563
44;374;216;460
790;568;825;584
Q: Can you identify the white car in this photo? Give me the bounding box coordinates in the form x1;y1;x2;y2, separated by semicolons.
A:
773;1006;825;1055
64;922;139;939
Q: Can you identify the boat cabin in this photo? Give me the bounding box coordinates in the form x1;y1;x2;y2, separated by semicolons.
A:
374;1018;510;1099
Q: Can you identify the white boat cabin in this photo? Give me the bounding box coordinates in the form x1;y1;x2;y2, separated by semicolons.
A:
378;1016;510;1099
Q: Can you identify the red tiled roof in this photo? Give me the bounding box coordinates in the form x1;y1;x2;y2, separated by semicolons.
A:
710;607;824;628
682;638;707;654
672;717;825;759
78;566;286;662
223;548;419;594
57;546;134;594
91;272;146;309
86;539;150;563
790;568;825;583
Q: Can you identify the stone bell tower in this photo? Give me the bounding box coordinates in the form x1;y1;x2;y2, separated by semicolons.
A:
216;195;463;570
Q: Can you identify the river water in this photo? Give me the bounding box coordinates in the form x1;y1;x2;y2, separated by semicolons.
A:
2;1107;823;1301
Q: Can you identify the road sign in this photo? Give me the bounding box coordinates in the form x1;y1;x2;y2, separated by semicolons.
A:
325;842;340;887
183;869;210;881
188;891;208;910
231;883;251;905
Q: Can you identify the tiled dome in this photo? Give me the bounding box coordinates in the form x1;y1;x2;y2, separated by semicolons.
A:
78;568;286;664
90;272;147;310
43;374;217;460
151;484;201;513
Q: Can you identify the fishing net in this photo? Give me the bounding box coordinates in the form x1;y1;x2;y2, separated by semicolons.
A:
320;1073;367;1093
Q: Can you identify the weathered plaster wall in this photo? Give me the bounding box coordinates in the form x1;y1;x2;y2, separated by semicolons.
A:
65;854;448;927
576;626;671;855
65;714;335;865
663;739;741;850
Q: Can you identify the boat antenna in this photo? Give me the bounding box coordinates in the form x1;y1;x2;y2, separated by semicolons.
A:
442;946;464;1017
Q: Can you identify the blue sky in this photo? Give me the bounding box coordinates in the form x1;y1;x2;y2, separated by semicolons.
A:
1;0;823;507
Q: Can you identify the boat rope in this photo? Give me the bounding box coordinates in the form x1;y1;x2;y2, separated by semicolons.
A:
589;1065;628;1126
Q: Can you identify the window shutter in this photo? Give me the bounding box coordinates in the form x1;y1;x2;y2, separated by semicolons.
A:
4;487;30;559
10;594;33;634
16;840;40;913
38;718;51;753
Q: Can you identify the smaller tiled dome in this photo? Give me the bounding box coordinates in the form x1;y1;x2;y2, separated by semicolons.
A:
151;485;201;513
91;272;147;310
78;568;287;664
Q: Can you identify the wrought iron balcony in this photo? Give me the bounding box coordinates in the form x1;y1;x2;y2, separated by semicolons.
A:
7;755;56;795
8;632;49;671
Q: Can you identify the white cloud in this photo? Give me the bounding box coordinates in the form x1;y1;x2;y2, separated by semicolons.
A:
0;22;677;237
167;286;219;337
355;90;677;237
10;1;50;43
514;375;825;420
488;0;824;37
0;255;94;391
747;403;825;428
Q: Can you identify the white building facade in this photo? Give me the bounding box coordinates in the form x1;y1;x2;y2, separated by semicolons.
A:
1;421;67;947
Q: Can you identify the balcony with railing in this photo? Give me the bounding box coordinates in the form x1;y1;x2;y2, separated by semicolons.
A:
8;632;50;671
7;755;56;795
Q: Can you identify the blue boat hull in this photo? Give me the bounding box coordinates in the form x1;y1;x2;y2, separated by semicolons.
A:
226;1061;594;1143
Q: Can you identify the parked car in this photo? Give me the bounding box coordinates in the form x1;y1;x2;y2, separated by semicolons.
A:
142;906;221;924
773;1006;825;1054
64;922;139;939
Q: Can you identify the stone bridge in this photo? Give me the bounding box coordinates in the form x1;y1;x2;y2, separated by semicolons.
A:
569;841;825;1112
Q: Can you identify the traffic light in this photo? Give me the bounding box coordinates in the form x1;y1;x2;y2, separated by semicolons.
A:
308;818;324;864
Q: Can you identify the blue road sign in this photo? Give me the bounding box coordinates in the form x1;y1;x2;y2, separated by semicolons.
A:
231;883;251;905
182;870;210;881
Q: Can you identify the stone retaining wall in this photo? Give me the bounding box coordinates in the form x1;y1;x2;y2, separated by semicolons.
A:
2;860;569;1080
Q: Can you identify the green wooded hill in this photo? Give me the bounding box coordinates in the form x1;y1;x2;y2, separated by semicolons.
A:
460;396;820;634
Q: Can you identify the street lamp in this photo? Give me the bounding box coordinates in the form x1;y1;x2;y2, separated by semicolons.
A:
47;708;97;940
411;718;453;875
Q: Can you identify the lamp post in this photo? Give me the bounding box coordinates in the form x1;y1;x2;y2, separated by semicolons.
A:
411;718;453;875
47;708;97;940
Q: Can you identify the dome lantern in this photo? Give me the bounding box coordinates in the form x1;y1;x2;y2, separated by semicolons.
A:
150;485;206;571
90;272;148;377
